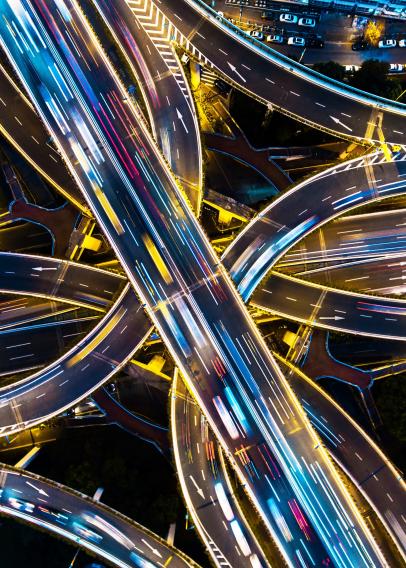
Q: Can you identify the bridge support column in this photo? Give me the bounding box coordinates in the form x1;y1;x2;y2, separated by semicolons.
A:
67;217;102;260
167;522;176;546
93;487;104;501
218;209;233;225
15;445;41;469
190;61;201;90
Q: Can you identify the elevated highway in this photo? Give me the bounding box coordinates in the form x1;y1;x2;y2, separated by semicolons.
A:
252;272;406;341
0;1;387;565
278;209;406;272
0;464;199;567
91;0;202;213
149;0;406;144
0;252;125;311
0;284;151;436
224;152;406;301
287;255;406;297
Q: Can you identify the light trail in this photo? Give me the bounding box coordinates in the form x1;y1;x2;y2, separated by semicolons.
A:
0;1;390;565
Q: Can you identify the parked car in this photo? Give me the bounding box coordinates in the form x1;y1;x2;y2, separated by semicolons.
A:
345;65;360;72
248;30;264;40
352;39;369;51
180;53;190;65
266;34;283;44
214;78;232;95
287;36;305;46
280;13;298;24
399;39;406;47
299;17;316;27
378;39;397;48
389;63;404;72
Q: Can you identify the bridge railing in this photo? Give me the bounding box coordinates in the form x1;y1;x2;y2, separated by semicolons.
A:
187;0;406;114
0;463;201;567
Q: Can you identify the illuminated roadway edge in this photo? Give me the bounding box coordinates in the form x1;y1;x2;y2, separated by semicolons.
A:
1;253;405;561
147;0;406;144
0;1;400;564
90;0;203;214
171;369;271;568
252;271;406;341
222;151;406;300
0;282;152;436
0;464;200;568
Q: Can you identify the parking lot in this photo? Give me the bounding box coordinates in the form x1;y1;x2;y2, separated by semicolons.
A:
212;0;406;66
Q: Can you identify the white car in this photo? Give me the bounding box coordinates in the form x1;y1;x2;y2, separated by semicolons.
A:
280;13;298;24
287;36;305;46
345;65;360;72
378;39;397;48
248;30;264;40
266;34;283;44
389;63;404;72
299;17;316;27
399;39;406;47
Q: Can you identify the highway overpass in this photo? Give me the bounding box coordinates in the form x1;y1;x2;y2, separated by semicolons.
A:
0;464;199;567
0;1;400;565
139;0;406;144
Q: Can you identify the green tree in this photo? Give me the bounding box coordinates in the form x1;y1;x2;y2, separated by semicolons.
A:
313;61;346;82
350;59;402;100
374;375;406;444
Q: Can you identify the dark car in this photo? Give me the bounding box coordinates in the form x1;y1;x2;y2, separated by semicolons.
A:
214;78;232;95
37;504;69;525
352;39;370;51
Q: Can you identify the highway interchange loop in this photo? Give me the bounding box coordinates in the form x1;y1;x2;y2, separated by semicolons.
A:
0;0;405;566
